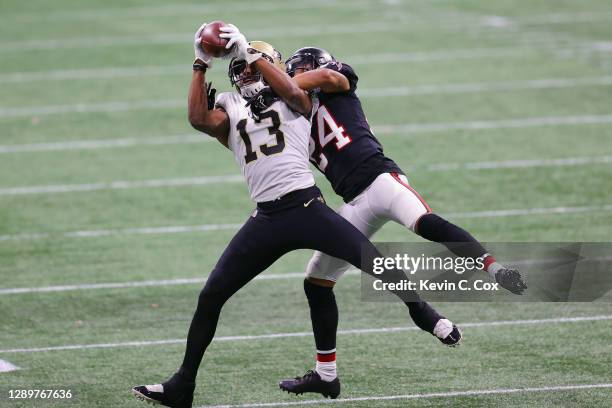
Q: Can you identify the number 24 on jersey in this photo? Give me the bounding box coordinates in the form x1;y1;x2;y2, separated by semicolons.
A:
310;105;352;171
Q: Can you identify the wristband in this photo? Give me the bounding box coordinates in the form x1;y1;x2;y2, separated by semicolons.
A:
193;63;207;72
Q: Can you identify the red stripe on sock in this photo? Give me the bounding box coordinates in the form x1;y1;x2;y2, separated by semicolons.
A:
316;352;336;362
483;255;496;271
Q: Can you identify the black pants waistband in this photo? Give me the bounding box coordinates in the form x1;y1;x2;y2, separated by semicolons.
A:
257;185;321;213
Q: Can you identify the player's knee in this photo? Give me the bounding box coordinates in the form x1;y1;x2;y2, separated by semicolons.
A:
198;273;231;309
415;213;449;241
304;279;336;307
307;276;335;288
306;254;343;284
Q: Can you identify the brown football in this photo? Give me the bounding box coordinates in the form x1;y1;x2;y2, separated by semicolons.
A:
200;21;230;58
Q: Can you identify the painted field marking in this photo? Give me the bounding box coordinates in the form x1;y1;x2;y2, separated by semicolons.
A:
1;204;611;242
3;77;612;117
0;46;601;83
0;134;206;154
0;271;312;295
0;0;366;22
373;114;612;135
357;76;612;97
200;383;612;408
0;359;20;372
2;255;611;296
0;315;609;354
2;10;612;51
1;155;611;196
0;48;525;84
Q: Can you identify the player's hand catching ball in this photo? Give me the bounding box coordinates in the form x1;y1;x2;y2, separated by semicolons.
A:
219;24;262;64
194;22;213;68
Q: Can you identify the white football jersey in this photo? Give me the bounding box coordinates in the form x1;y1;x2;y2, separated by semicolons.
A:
215;92;316;202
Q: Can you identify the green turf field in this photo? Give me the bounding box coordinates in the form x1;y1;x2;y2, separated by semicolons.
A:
1;0;611;406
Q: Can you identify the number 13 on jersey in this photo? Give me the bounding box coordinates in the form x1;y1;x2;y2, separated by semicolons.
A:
309;105;352;172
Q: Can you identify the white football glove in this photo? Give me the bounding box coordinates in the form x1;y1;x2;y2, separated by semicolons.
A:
219;24;262;64
193;22;213;68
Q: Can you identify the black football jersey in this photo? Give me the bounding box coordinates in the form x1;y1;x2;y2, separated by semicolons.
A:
309;62;401;202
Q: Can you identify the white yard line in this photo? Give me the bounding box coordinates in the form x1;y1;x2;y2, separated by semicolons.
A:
357;76;612;97
0;271;314;295
0;46;588;84
0;134;207;153
0;204;611;242
425;155;612;171
0;315;609;354
0;175;245;196
0;48;528;84
374;114;612;134
3;255;611;296
200;383;612;408
3;76;612;117
0;359;20;373
2;10;612;51
0;99;184;118
3;110;612;153
0;22;436;52
2;155;611;196
1;0;362;22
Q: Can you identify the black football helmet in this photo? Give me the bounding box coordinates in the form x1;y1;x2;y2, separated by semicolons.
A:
285;47;335;77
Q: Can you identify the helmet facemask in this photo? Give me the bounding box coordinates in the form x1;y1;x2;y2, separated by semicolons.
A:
228;41;284;100
229;57;267;99
285;54;316;77
286;47;334;77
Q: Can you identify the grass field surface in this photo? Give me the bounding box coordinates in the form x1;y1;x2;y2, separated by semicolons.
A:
1;0;611;406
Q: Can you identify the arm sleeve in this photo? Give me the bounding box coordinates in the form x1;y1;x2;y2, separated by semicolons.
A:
322;61;358;92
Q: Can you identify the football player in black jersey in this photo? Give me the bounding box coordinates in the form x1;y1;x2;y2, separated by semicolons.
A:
278;47;527;397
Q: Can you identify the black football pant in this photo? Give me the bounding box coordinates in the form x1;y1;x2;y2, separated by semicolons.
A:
179;186;439;381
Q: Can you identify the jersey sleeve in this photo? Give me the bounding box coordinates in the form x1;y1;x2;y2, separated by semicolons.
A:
322;61;358;92
213;92;240;152
214;92;233;112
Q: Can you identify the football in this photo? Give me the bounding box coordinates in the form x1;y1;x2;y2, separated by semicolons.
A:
200;21;230;58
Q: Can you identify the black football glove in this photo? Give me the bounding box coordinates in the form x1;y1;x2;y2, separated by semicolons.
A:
206;82;217;111
495;268;527;295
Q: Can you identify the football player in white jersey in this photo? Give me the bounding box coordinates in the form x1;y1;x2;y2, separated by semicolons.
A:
132;23;455;407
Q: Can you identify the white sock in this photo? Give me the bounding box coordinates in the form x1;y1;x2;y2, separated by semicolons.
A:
433;318;453;339
483;253;504;279
487;262;504;279
315;360;337;382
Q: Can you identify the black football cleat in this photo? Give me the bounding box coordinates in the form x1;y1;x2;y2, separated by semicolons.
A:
495;268;527;295
433;318;462;347
132;371;195;408
279;370;341;399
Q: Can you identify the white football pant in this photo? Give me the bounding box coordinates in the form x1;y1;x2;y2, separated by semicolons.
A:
306;172;431;282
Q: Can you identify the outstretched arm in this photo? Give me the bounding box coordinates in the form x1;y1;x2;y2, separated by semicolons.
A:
188;23;230;147
220;24;311;116
253;58;312;116
293;68;350;93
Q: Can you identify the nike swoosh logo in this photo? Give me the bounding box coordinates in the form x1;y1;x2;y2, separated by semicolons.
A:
303;198;315;207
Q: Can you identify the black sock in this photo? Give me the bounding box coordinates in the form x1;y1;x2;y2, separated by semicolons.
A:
417;213;487;259
179;284;228;382
163;368;195;390
405;300;443;334
304;279;338;352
